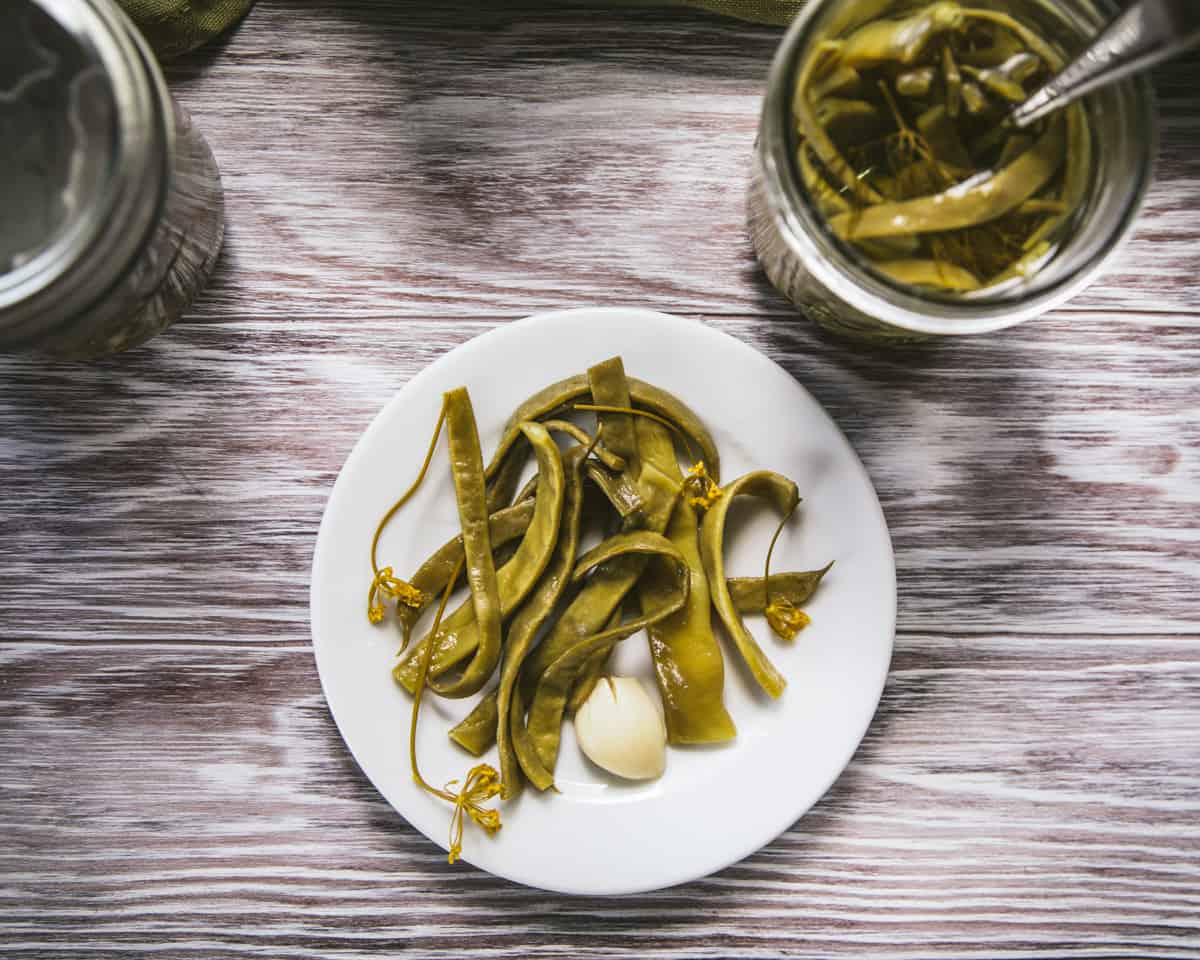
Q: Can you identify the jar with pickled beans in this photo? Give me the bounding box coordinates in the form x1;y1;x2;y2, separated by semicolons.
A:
748;0;1155;339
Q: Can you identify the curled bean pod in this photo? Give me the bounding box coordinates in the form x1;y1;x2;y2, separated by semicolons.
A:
525;531;691;778
700;471;800;699
484;375;721;486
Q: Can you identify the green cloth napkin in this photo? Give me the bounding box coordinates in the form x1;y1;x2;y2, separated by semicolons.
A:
119;0;799;59
120;0;254;59
680;0;803;25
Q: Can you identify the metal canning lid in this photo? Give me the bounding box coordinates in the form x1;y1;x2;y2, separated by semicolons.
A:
0;0;168;345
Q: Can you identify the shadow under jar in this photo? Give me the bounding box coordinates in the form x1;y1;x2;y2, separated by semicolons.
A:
0;0;224;359
748;0;1155;340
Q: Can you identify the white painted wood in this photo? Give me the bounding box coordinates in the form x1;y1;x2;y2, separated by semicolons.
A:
1;1;1198;955
1;641;1197;957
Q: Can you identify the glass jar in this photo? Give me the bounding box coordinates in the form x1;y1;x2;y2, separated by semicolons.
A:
0;0;224;359
748;0;1156;340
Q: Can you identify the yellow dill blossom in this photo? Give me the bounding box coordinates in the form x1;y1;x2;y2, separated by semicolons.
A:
765;597;811;642
683;461;722;510
445;763;504;864
366;566;424;624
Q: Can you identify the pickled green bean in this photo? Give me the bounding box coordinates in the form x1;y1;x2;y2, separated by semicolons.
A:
828;117;1065;241
496;445;588;795
396;499;536;648
700;471;799;698
449;690;498;756
636;415;734;745
584;460;645;522
728;563;834;614
875;258;980;291
394;420;565;694
838;2;964;68
484;373;721;487
437;387;503;701
895;66;935;97
526;531;690;775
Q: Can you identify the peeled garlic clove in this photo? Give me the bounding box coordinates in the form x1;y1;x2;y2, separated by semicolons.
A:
574;676;666;781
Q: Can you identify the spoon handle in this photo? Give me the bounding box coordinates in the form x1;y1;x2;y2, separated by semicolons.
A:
1010;0;1200;129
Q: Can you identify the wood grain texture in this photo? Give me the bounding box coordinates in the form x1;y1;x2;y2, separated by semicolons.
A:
2;640;1198;959
1;1;1199;957
163;1;1200;322
1;315;1196;642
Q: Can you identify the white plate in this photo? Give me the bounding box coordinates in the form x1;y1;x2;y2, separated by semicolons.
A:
311;307;895;895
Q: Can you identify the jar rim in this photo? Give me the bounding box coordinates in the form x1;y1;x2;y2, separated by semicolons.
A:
759;0;1158;336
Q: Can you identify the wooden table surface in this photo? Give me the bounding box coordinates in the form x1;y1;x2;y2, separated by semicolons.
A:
3;2;1199;957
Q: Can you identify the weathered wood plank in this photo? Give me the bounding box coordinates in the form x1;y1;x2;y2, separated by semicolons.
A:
162;1;1200;323
1;312;1197;646
3;2;1199;954
2;641;1197;958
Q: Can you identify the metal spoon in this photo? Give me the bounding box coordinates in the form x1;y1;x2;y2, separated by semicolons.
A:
1010;0;1200;129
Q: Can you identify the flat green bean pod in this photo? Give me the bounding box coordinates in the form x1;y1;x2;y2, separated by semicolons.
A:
829;117;1065;240
442;560;832;757
816;98;881;143
584;460;645;522
942;44;962;116
837;2;964;67
644;495;736;744
496;445;588;796
394;420;565;695
483;371;721;486
1022;103;1089;253
526;530;691;776
700;471;799;699
728;563;834;614
437;388;504;701
539;419;625;472
509;682;554;792
635;415;735;745
518;395;679;689
449;691;498;756
565;606;624;717
811;62;862;99
895;66;935;97
556;361;679;710
484;439;528;513
549;358;676;709
588;358;641;467
962;52;1038;103
794;40;884;203
875;259;980;291
799;144;853;219
397;499;536;647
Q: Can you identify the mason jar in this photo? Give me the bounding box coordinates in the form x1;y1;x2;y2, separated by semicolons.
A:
748;0;1156;340
0;0;224;359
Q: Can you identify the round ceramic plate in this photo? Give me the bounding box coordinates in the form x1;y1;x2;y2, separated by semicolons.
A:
311;307;895;895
